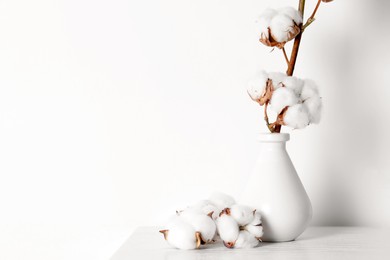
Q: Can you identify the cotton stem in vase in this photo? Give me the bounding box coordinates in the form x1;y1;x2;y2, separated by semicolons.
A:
248;0;334;133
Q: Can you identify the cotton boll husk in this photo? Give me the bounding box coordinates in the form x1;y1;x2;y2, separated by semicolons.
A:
268;72;286;89
301;79;320;100
303;95;322;124
216;214;239;243
234;231;259;249
180;212;216;243
247;70;268;101
209;192;235;210
230;204;255;226
283;104;310;129
244;224;264;238
283;76;304;95
164;217;198;250
269;14;295;42
278;7;303;25
270;87;299;114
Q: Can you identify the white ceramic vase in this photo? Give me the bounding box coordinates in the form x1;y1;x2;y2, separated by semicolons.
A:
239;133;312;242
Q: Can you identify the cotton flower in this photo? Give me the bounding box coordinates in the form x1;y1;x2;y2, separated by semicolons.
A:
247;70;273;105
179;212;217;243
230;204;255;226
303;95;322;124
282;76;304;95
160;217;201;250
282;104;310;129
244;211;264;238
269;87;298;114
268;72;286;89
258;7;302;48
234;231;260;249
209;192;236;211
216;213;239;248
188;200;219;220
300;79;320;100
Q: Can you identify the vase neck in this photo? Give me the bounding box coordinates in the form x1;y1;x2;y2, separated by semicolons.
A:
257;133;289;151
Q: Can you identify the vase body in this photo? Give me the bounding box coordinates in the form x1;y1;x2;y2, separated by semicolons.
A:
240;133;312;242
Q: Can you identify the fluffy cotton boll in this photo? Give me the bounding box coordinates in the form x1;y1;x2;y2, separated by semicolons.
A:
278;7;303;25
180;213;216;243
283;104;310;129
230;204;255;226
245;224;264;238
303;95;322;124
209;192;236;211
269;14;295;42
256;8;277;37
270;87;299;114
247;70;269;101
283;76;304;95
201;204;219;220
301;79;320;100
268;72;286;89
234;231;259;249
250;211;262;226
163;218;199;250
216;214;239;245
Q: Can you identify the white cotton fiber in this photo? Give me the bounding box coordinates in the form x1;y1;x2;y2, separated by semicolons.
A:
301;79;320;100
278;7;303;24
283;104;310;129
256;8;278;37
164;217;198;250
283;76;304;95
234;231;259;249
269;14;295;42
244;224;264;238
180;212;216;243
268;72;287;89
303;95;322;124
189;200;219;219
247;70;269;101
209;192;236;210
250;211;262;226
216;214;239;243
270;87;299;114
230;204;255;226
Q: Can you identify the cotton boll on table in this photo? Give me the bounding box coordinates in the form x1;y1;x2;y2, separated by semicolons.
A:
160;217;201;250
208;192;236;212
235;231;260;249
216;213;240;248
179;211;216;243
230;204;255;226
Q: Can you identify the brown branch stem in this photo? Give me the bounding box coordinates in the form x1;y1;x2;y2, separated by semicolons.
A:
302;0;321;30
264;102;275;133
282;47;290;65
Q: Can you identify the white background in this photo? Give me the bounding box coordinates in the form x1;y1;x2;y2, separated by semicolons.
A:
1;0;390;259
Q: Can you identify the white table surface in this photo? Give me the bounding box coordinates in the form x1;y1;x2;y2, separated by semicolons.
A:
111;226;390;260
